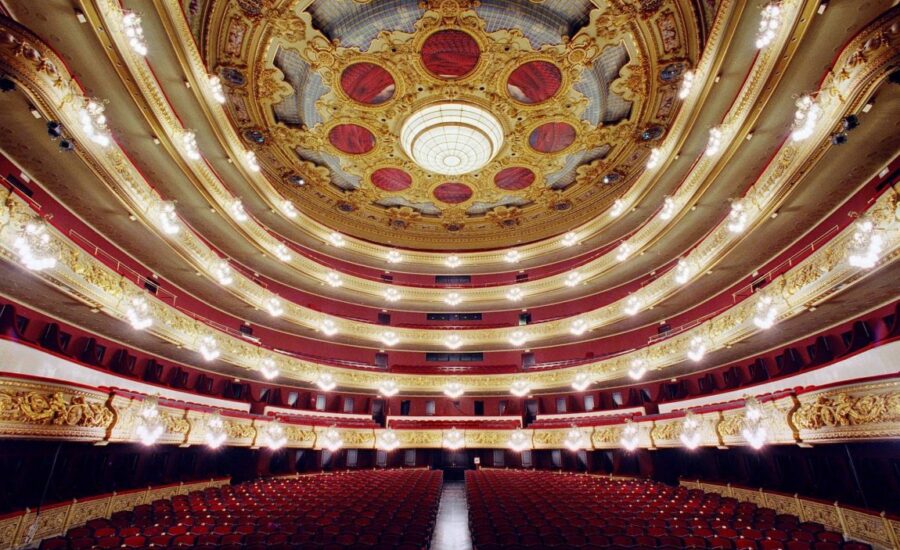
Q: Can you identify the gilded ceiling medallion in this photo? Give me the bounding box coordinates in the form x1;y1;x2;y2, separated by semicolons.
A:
209;0;698;249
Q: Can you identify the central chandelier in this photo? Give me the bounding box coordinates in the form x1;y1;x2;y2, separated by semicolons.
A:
400;103;503;175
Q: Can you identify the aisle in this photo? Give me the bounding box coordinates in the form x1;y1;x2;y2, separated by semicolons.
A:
430;480;473;550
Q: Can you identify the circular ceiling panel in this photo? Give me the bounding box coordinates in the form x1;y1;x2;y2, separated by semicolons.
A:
433;182;473;204
340;63;396;105
529;122;576;154
507;61;563;104
420;30;480;79
371;168;413;191
328;124;376;154
400;102;504;176
494;167;536;191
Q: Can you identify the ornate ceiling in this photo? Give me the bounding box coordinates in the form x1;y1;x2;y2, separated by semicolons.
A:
201;0;706;249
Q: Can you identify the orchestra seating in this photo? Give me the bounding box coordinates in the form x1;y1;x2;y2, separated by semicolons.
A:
39;469;442;550
466;470;872;550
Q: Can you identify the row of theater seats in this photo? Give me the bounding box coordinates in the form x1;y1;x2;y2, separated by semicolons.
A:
39;469;442;549
465;470;872;550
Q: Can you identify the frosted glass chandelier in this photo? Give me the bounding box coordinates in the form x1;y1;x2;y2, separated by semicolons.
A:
401;103;503;175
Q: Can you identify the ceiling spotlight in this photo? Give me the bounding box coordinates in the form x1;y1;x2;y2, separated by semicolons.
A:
264;296;284;317
443;334;463;350
158;201;180;235
386;249;403;264
624;294;642;316
208;75;226;104
315;373;336;391
121;11;148;56
610;199;626;217
678;70;695;100
572;372;591;392
755;2;782;49
274;243;292;262
706;126;723;156
686;335;706;362
615;241;633;262
569;318;588;336
445;255;462;268
125;294;153;330
319;319;339;336
443;382;465;399
628;358;647;380
841;115;859;131
198;335;220;362
509;380;531;397
561;232;578;247
47;121;63;138
726;199;748;233
328;232;346;247
380;331;400;347
230;199;249;222
505;287;523;302
564;271;582;287
384;288;401;302
181;130;200;160
444;292;462;306
245;150;261;172
325;272;343;287
377;380;400;397
260;358;279;380
508;330;528;347
504;250;522;264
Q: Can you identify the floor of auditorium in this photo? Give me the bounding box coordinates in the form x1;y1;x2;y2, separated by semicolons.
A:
431;481;473;550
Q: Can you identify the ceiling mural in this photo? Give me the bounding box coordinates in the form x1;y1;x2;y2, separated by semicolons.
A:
205;0;702;250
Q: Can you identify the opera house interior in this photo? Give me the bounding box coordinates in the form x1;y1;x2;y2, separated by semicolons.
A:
0;0;898;548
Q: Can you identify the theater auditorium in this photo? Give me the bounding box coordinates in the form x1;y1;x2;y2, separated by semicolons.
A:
0;0;897;549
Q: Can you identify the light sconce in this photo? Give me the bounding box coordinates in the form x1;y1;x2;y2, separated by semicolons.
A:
687;335;706;362
135;395;164;446
198;335;220;361
125;294;153;330
377;429;401;451
13;220;57;271
443;428;465;450
205;411;227;449
443;382;465;399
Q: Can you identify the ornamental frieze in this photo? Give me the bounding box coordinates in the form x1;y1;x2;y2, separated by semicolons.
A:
0;390;113;429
